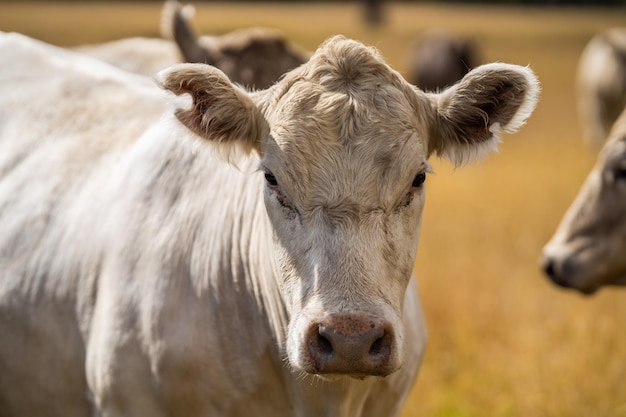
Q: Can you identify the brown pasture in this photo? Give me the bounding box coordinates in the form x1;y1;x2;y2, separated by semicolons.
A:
1;2;625;416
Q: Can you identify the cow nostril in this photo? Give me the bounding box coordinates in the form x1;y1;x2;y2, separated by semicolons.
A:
369;335;384;356
543;257;556;279
316;331;333;356
542;255;576;288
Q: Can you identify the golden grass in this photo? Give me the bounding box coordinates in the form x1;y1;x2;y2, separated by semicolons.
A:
1;2;625;416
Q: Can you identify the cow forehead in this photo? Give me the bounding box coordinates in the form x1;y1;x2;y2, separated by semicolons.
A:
272;83;422;147
259;37;432;210
271;81;425;153
264;36;430;144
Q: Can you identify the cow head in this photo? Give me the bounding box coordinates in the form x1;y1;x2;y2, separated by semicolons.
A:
196;28;310;90
543;109;626;294
162;1;309;90
159;35;539;378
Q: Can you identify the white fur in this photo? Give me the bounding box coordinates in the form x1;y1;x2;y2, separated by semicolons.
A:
502;64;541;133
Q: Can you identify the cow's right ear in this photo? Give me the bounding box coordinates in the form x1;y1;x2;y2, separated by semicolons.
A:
157;63;269;155
427;63;540;166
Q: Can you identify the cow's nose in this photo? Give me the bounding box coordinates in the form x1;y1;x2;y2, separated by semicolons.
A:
305;316;393;377
541;252;571;288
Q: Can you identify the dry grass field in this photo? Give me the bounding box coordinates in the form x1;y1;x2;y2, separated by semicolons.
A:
1;1;626;416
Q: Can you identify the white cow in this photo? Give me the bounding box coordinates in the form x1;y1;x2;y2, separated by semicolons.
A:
576;28;626;147
543;108;626;294
0;32;539;417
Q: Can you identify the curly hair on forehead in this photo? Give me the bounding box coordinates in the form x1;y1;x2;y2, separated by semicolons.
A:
300;36;398;95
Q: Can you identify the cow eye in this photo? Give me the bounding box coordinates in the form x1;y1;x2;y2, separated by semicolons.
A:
263;170;296;214
399;171;427;208
264;171;278;187
613;166;626;182
412;172;426;188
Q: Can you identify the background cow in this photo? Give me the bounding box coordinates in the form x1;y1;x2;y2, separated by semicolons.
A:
542;28;626;294
576;27;626;147
0;32;538;417
406;28;480;92
543;108;626;294
161;0;310;89
76;1;309;89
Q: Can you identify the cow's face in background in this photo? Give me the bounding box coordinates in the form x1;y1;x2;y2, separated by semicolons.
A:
543;110;626;294
160;35;539;378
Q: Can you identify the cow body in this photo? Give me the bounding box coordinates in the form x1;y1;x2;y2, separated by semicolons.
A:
0;32;538;416
543;109;626;294
576;28;626;146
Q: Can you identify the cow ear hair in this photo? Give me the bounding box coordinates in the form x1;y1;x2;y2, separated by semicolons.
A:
157;63;268;156
428;63;540;165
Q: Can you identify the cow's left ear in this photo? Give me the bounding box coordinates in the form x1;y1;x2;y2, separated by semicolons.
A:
428;63;540;165
157;63;269;156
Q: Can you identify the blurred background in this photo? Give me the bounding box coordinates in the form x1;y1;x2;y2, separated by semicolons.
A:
1;1;626;416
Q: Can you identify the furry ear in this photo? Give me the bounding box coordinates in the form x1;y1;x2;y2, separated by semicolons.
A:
157;63;268;155
429;63;540;165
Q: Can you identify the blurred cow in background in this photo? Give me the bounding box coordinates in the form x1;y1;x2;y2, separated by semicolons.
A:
407;28;480;92
543;108;626;294
542;28;626;294
76;1;309;89
362;0;385;26
576;28;626;147
164;0;310;90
